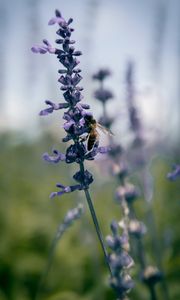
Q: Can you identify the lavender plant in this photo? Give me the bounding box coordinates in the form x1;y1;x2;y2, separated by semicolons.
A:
36;204;83;299
93;69;135;299
106;221;134;300
32;9;113;291
93;68;163;300
125;61;169;300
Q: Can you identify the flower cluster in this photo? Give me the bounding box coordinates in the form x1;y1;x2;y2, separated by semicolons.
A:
32;10;108;197
167;164;180;181
92;67;164;299
106;221;134;299
92;68;114;129
125;61;144;148
125;62;163;295
92;69;136;298
57;204;84;238
32;11;114;292
37;204;84;298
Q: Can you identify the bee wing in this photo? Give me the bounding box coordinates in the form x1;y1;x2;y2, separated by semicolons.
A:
96;123;114;136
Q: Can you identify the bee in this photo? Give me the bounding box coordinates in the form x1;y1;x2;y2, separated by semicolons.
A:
84;115;113;151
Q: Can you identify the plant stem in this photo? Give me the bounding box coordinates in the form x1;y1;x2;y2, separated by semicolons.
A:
35;224;65;300
79;162;113;277
84;188;113;276
149;284;157;300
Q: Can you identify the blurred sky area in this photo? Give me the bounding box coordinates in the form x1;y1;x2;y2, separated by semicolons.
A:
0;0;179;143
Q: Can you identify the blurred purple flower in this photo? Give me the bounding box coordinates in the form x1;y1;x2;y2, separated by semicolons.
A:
128;220;147;238
50;183;82;198
167;164;180;181
31;39;56;54
115;183;140;204
43;150;66;163
63;204;84;226
94;88;113;103
48;9;66;26
92;68;111;81
106;220;134;298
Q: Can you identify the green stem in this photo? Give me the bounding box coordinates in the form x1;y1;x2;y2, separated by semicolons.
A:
79;162;113;277
35;224;65;300
149;284;157;300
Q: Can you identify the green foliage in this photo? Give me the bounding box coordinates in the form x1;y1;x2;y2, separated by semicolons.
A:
0;132;179;299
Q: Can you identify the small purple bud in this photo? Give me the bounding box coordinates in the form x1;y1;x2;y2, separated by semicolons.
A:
93;69;111;81
106;235;115;249
39;107;53;116
55;39;64;44
43;150;66;163
64;186;71;193
67;18;73;25
43;39;50;46
94;88;113;103
31;46;47;54
63;120;75;131
73;51;82;56
58;69;67;74
110;220;119;235
50;192;58;199
98;146;109;154
167;164;180;181
56;183;65;188
55;9;62;18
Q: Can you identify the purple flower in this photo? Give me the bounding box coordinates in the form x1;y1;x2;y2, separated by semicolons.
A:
128;220;147;238
39;100;69;116
109;252;134;270
48;9;66;26
50;183;82;198
66;143;86;164
32;10;109;198
32;10;116;292
31;39;56;54
110;275;134;295
92;68;111;81
43;149;66;163
106;220;134;297
94;88;113;103
73;169;93;188
63;204;84;225
167;164;180;181
115;183;140;204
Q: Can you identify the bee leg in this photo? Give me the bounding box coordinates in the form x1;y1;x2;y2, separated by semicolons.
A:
79;135;88;142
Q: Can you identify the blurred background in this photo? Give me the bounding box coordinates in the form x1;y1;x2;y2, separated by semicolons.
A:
0;0;179;299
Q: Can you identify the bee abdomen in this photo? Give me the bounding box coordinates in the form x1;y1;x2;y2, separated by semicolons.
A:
87;134;96;151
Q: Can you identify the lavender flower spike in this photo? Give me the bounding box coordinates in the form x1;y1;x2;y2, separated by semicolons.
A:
32;9;113;279
106;221;134;299
36;204;84;299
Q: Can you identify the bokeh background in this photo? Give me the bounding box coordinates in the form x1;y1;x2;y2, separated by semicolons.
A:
0;0;179;299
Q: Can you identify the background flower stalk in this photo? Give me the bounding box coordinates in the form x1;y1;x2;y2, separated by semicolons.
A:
93;69;134;299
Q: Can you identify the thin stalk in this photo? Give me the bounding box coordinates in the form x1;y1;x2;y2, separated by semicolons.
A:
141;167;169;300
102;101;107;119
148;284;157;300
101;80;108;120
35;224;66;300
79;161;113;277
